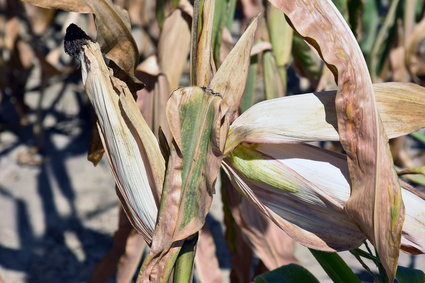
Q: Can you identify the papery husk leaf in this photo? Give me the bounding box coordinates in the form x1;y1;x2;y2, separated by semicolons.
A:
257;4;406;277
224;143;425;254
158;6;191;90
209;16;259;121
80;40;163;244
226;82;425;153
399;181;425;254
223;143;366;251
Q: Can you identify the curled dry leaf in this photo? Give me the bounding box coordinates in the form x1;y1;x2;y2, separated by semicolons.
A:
158;6;191;90
223;143;366;252
21;0;91;13
223;143;425;254
241;3;407;275
24;0;143;91
67;25;164;244
226;82;425;153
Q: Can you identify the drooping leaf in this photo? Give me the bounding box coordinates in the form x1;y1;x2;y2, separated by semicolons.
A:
223;142;425;254
223;143;366;252
254;264;320;283
240;4;407;274
226;82;425;153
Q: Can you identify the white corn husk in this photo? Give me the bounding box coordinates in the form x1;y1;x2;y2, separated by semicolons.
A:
80;41;159;243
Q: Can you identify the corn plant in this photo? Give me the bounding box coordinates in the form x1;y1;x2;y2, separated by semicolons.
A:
20;0;425;282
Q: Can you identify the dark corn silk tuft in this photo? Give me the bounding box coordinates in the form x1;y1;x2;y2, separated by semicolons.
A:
64;23;93;58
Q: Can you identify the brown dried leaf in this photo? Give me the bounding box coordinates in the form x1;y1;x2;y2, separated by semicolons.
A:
209;16;260;122
21;0;91;13
268;3;404;278
193;0;215;86
158;7;191;90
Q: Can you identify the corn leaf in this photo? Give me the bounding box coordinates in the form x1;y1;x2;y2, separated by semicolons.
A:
21;0;91;13
223;142;425;255
140;87;224;281
266;2;292;91
309;249;360;283
396;266;425;283
193;0;215;86
226;82;425;152
223;143;366;251
254;264;320;283
263;50;284;99
158;6;191;90
209;16;259;121
262;4;407;275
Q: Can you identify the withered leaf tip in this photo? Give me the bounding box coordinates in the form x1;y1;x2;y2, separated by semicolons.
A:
64;23;93;58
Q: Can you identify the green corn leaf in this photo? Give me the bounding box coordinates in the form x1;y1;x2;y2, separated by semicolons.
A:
396;266;425;283
254;264;320;283
309;249;360;283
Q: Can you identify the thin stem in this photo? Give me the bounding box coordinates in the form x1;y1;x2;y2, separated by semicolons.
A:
350;250;380;282
173;233;199;283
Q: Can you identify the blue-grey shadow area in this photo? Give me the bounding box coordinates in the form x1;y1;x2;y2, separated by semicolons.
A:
0;79;116;282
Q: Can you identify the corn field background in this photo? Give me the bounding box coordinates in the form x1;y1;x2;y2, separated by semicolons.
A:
1;0;425;282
